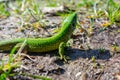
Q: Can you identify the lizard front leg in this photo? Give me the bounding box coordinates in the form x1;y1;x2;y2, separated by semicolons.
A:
59;42;67;62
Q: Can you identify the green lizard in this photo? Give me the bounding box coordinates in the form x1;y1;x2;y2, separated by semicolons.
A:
0;12;77;61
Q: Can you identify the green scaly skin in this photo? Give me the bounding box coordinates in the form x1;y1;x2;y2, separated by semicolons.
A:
0;12;77;60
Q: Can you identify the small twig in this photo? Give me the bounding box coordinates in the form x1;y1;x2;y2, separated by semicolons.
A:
13;39;27;60
96;70;103;80
27;8;38;22
13;39;35;62
20;53;35;62
0;33;11;38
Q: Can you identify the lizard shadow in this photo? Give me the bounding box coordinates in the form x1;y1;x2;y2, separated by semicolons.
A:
27;48;111;66
0;48;111;62
66;48;111;61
